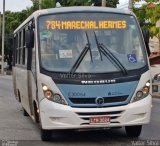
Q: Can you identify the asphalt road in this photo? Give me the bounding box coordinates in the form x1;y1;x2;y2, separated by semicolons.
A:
0;75;160;146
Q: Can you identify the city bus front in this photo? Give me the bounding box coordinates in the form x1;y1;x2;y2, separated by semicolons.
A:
37;8;152;140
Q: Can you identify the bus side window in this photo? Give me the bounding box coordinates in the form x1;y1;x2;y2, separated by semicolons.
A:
32;37;36;77
15;35;18;65
22;28;26;65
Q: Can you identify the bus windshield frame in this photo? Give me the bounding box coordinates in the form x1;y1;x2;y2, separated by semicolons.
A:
38;12;148;74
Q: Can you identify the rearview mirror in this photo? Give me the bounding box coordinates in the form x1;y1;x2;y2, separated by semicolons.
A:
142;29;149;44
25;30;34;48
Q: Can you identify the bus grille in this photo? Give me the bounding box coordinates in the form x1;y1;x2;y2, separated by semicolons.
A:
69;96;128;104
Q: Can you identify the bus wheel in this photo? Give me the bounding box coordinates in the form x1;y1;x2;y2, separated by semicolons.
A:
125;125;142;137
33;102;39;123
17;90;21;102
41;129;52;141
23;108;29;116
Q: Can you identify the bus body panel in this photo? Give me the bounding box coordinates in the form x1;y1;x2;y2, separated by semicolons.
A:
12;67;38;118
15;67;31;115
39;95;151;130
28;71;38;117
56;81;138;107
38;70;152;129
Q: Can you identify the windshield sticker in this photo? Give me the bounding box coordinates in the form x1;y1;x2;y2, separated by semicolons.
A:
40;31;52;39
59;50;73;58
46;20;127;30
127;54;137;63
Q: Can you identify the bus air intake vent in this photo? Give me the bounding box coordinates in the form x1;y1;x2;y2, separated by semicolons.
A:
69;96;128;104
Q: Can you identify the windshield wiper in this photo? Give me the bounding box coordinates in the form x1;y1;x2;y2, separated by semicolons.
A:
86;32;93;62
70;32;92;73
94;32;128;75
94;32;103;61
100;44;128;75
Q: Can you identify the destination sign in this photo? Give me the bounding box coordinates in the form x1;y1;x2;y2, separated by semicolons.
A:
46;20;127;30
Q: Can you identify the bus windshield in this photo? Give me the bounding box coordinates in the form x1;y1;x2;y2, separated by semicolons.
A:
38;12;147;73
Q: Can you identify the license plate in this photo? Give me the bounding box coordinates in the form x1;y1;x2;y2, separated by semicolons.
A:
90;116;110;125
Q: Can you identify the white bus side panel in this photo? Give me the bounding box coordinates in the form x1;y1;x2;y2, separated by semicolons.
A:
16;67;31;115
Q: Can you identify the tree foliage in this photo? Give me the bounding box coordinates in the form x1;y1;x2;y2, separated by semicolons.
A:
39;0;119;8
133;0;160;51
0;9;32;55
106;0;119;7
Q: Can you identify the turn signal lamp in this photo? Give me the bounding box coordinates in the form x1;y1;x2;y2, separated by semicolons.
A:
42;85;48;91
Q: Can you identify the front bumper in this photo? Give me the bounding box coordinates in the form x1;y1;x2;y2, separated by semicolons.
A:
40;95;152;130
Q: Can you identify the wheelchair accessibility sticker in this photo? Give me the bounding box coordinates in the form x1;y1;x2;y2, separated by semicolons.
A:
127;54;137;63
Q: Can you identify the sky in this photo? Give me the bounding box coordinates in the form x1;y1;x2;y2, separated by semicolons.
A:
119;0;128;5
0;0;33;13
118;0;129;8
0;0;129;13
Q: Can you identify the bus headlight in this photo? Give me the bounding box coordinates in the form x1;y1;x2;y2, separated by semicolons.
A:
52;94;66;105
133;81;150;102
136;91;143;99
42;84;67;105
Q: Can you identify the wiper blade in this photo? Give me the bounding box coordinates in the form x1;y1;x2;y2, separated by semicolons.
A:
100;44;128;75
70;32;92;73
70;44;89;73
86;32;93;62
94;32;103;61
94;32;128;75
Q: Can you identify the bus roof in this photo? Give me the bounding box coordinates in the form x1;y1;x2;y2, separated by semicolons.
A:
14;6;133;33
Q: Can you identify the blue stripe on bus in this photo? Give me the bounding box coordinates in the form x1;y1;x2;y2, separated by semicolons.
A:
57;81;138;107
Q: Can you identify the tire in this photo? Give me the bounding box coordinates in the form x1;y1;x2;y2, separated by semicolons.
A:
17;91;21;102
41;129;52;141
23;108;29;116
33;103;39;123
125;125;142;138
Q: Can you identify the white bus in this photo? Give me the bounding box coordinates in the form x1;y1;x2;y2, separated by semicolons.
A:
12;6;152;141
